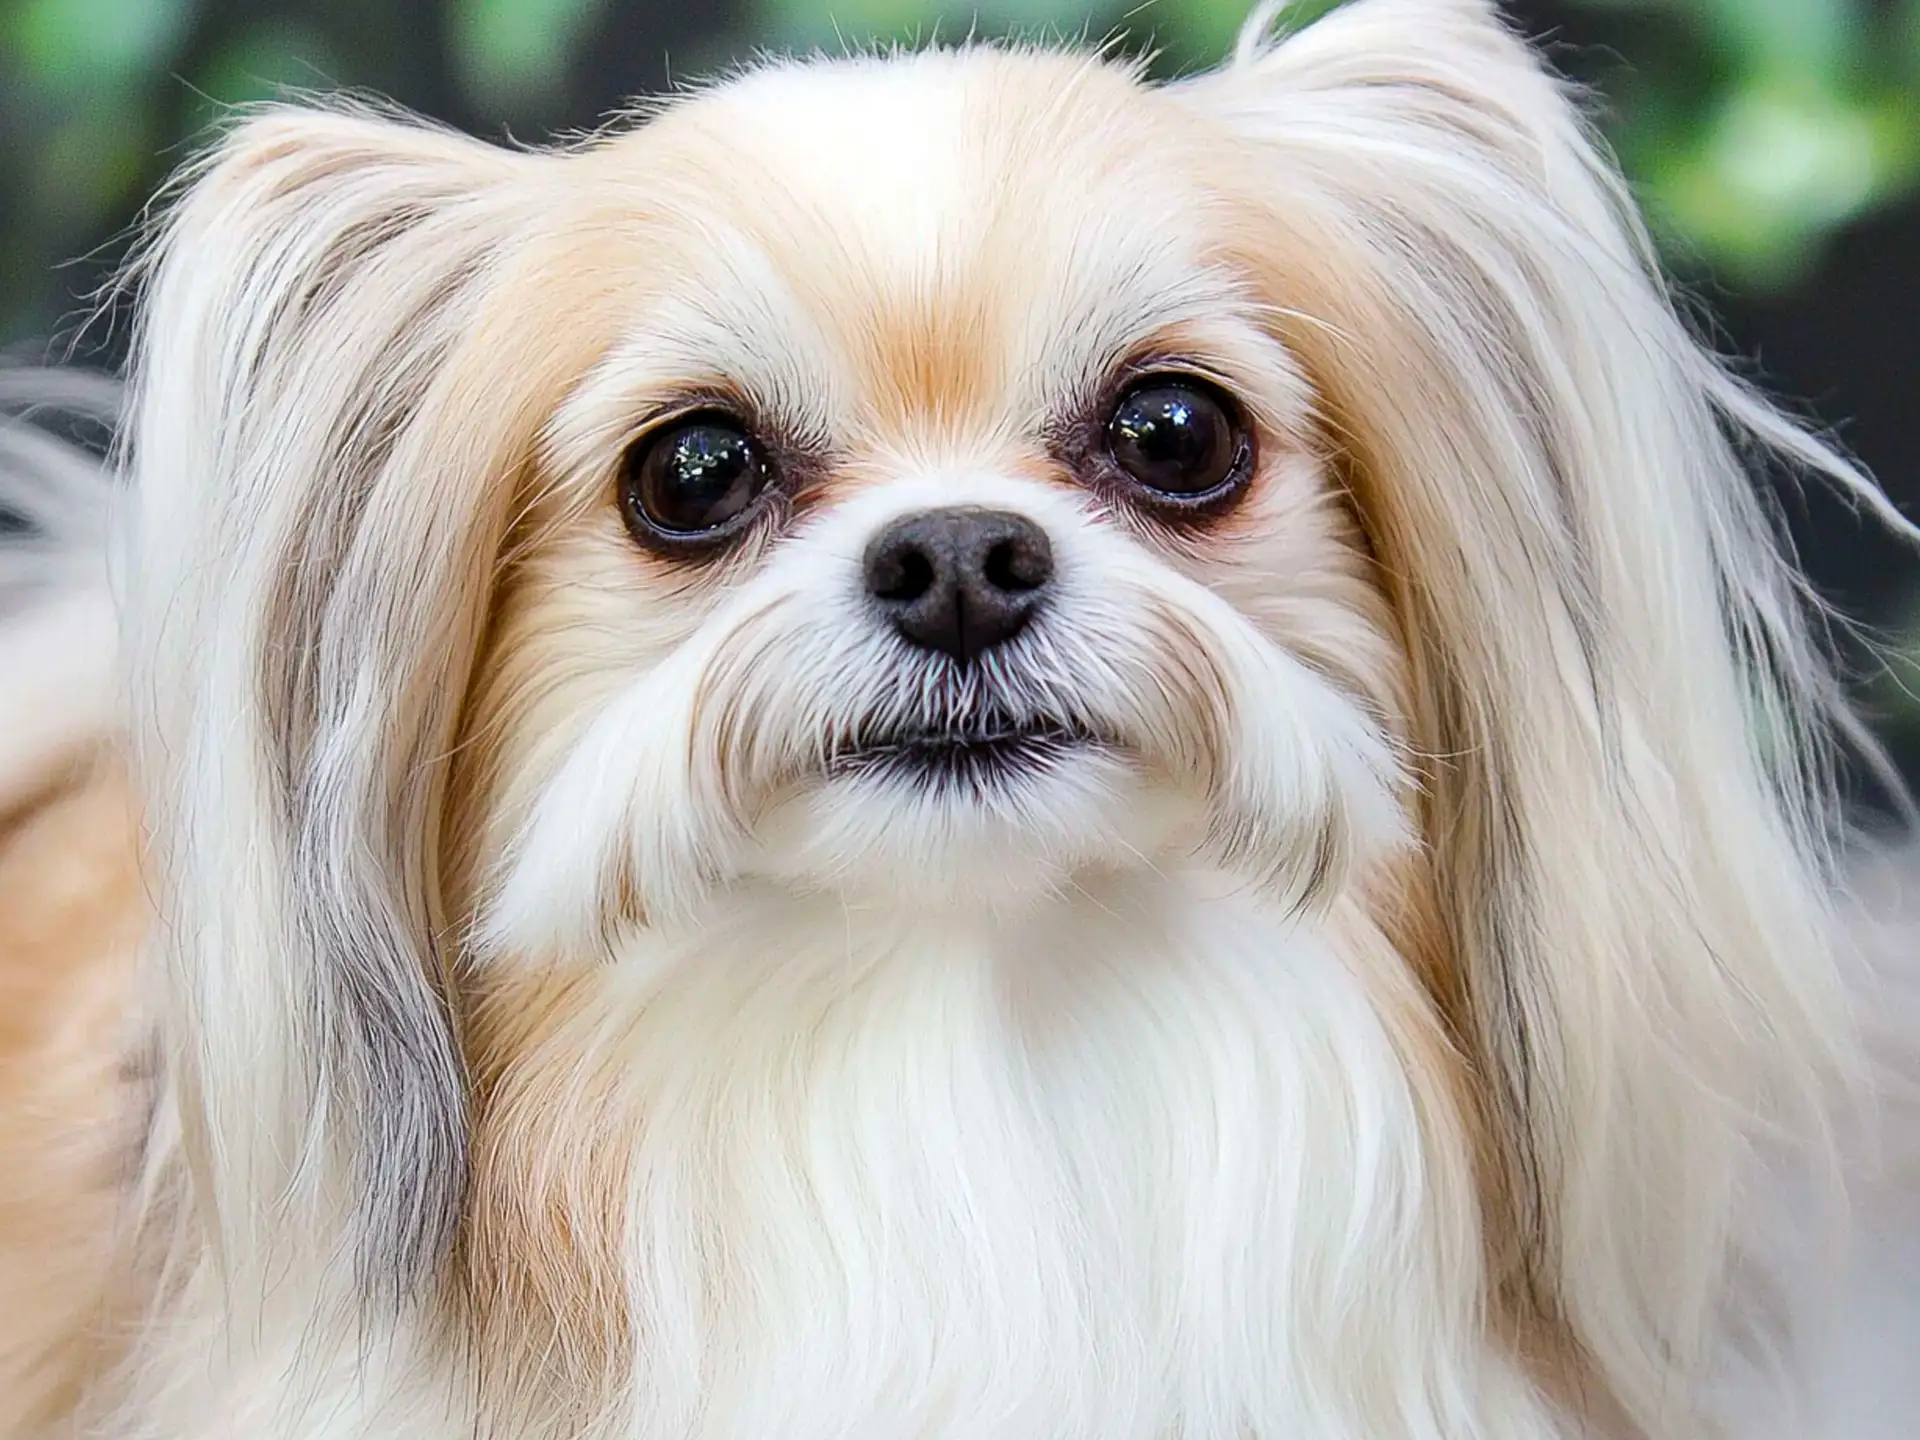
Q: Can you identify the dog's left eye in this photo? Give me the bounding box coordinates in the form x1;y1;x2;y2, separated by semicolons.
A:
1105;378;1250;505
619;412;775;549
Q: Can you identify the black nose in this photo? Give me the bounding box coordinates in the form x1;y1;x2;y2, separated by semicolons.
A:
863;507;1054;663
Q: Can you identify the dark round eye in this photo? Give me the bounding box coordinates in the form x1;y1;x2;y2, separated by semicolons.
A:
1105;378;1249;503
619;412;773;547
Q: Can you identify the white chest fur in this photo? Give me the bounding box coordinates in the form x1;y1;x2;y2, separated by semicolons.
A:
513;873;1563;1440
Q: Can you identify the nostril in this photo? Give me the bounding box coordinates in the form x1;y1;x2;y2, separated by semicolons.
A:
870;543;935;604
982;534;1051;593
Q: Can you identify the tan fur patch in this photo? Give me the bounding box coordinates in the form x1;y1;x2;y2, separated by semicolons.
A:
0;755;148;1436
462;962;634;1431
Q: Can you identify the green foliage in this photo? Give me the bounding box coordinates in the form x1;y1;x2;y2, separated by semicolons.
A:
195;21;349;105
452;0;607;112
7;0;191;85
2;0;1918;346
1580;0;1920;286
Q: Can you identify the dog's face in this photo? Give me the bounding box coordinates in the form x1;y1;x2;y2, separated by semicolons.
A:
470;51;1405;951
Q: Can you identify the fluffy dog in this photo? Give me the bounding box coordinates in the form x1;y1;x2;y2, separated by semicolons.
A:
1;1;1916;1435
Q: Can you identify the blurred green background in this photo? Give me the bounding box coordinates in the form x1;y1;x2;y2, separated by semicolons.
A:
6;0;1919;327
4;0;1919;801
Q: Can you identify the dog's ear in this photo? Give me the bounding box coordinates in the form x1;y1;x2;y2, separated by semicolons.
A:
1177;0;1902;1423
123;104;551;1306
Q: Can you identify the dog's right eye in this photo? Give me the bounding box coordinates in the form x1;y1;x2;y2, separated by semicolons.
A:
619;412;775;551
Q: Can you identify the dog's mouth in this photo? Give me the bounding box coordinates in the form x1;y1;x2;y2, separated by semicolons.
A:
829;714;1098;788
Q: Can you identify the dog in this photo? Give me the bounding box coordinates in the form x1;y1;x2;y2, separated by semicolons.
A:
2;1;1917;1434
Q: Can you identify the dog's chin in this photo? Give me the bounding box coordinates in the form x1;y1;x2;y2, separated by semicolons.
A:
746;726;1195;914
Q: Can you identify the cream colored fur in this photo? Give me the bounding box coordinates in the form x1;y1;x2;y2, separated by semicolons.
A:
0;3;1916;1437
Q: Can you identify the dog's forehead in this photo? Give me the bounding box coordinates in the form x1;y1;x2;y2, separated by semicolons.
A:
582;51;1231;441
682;57;1001;268
680;50;1166;257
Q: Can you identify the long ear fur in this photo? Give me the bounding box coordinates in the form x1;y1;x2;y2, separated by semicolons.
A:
121;105;544;1307
1180;0;1909;1429
0;370;119;810
0;369;117;610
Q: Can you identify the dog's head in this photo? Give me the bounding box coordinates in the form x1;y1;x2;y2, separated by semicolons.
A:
121;0;1884;1425
462;51;1410;946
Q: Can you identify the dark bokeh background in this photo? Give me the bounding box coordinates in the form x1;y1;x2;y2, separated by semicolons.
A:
5;0;1918;803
